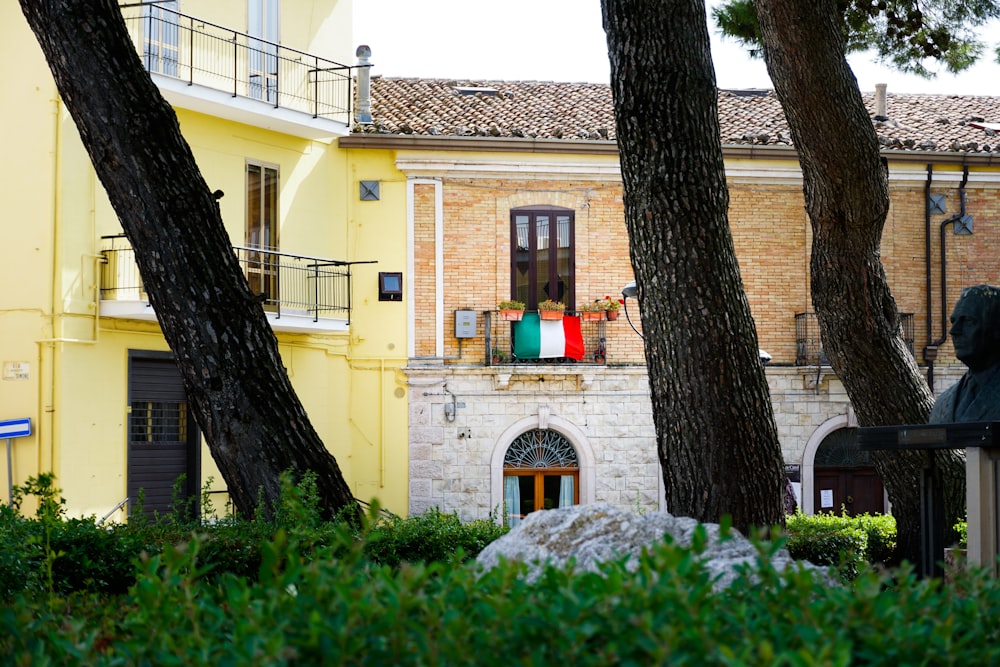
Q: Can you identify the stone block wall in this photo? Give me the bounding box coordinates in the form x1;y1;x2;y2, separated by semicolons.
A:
405;363;967;521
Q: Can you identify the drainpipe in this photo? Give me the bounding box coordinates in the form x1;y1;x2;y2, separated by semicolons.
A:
922;164;936;391
924;165;970;392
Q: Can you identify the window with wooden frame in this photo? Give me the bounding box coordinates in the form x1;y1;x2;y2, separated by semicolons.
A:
503;429;579;527
246;161;279;308
511;206;575;309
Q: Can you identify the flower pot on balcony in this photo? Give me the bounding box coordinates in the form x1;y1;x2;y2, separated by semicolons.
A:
581;310;604;322
605;310;620;321
500;309;524;321
540;310;564;321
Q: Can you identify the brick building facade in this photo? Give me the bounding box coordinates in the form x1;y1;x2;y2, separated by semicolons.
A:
341;79;1000;521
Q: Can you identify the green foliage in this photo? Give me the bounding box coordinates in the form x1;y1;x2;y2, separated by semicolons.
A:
0;476;506;603
32;478;1000;665
362;507;509;567
784;511;897;579
713;0;1000;77
854;512;898;563
955;513;969;548
8;518;1000;664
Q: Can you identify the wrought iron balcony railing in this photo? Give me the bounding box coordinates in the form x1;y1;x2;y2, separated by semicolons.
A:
100;235;354;323
120;4;355;122
485;310;614;365
795;312;914;366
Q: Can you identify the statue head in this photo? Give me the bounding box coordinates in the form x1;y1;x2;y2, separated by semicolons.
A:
949;284;1000;373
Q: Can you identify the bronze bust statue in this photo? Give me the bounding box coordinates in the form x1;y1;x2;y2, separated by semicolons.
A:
929;284;1000;423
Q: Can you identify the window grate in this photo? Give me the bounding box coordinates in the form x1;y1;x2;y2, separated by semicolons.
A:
130;401;188;443
504;429;578;469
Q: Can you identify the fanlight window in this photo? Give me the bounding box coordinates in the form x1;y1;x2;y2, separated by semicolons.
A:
814;428;870;467
503;429;579;527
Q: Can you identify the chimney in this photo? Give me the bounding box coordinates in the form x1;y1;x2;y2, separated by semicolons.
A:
874;83;888;121
355;45;373;125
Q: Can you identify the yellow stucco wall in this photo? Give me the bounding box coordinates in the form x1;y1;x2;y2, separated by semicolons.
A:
1;0;408;517
187;0;355;67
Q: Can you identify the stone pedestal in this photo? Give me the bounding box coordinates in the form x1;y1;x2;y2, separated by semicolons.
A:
965;443;1000;572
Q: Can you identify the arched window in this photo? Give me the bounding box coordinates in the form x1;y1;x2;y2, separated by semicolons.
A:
503;429;579;527
813;427;885;516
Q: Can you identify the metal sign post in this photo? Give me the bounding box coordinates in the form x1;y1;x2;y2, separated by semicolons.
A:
1;418;32;506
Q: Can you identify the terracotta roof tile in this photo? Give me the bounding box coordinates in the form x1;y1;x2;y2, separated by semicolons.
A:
361;77;1000;153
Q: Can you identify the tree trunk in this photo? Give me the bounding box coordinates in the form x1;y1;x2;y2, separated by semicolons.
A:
19;0;359;522
602;0;786;533
754;0;964;567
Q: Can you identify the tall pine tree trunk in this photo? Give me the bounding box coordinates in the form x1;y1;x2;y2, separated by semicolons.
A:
754;0;964;567
20;0;359;521
602;0;786;533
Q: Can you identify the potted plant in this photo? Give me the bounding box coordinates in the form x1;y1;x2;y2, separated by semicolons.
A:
491;349;508;364
599;295;624;321
497;299;526;321
538;299;565;320
578;301;605;322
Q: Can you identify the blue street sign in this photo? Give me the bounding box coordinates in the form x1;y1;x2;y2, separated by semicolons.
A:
0;418;31;439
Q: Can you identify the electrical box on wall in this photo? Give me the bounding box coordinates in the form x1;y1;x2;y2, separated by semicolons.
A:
455;310;477;338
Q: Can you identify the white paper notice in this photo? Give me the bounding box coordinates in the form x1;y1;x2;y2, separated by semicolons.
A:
820;489;834;508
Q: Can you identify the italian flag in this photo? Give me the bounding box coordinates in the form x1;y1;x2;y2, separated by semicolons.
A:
513;312;585;360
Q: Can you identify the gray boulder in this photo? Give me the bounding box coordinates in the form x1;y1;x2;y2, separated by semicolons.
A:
476;502;831;590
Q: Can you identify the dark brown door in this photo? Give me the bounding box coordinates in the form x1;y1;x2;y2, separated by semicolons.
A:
814;467;884;516
127;353;199;519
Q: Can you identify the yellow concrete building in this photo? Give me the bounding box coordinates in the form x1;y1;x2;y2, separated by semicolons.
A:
1;0;409;518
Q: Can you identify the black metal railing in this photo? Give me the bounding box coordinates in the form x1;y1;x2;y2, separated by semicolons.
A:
120;5;355;122
100;236;353;322
484;311;612;365
795;312;914;366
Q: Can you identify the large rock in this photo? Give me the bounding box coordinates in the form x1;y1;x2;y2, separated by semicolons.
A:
476;502;830;589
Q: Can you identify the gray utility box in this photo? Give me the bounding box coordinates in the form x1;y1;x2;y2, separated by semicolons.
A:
455;310;477;338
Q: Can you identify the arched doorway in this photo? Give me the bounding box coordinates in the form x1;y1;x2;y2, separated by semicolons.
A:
813;427;885;516
502;428;579;527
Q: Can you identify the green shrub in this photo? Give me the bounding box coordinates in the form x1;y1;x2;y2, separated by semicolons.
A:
784;510;898;575
362;507;508;567
955;514;969;548
8;520;1000;665
784;511;870;579
853;512;897;564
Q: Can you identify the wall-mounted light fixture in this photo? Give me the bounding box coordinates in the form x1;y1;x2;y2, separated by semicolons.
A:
621;280;642;337
621;280;769;365
378;271;403;301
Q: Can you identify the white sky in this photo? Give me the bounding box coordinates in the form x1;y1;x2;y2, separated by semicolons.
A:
353;0;1000;95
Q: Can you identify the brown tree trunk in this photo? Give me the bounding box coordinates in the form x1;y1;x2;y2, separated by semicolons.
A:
19;0;359;521
602;0;786;533
754;0;964;567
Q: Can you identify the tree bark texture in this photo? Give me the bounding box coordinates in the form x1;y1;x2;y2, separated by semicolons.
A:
754;0;964;566
602;0;786;533
20;0;359;521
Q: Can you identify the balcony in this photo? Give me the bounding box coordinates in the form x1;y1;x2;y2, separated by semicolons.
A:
120;5;357;140
484;310;615;366
100;235;355;333
795;312;915;366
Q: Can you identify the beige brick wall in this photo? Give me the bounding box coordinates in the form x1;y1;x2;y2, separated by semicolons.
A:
404;163;997;518
417;171;997;367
